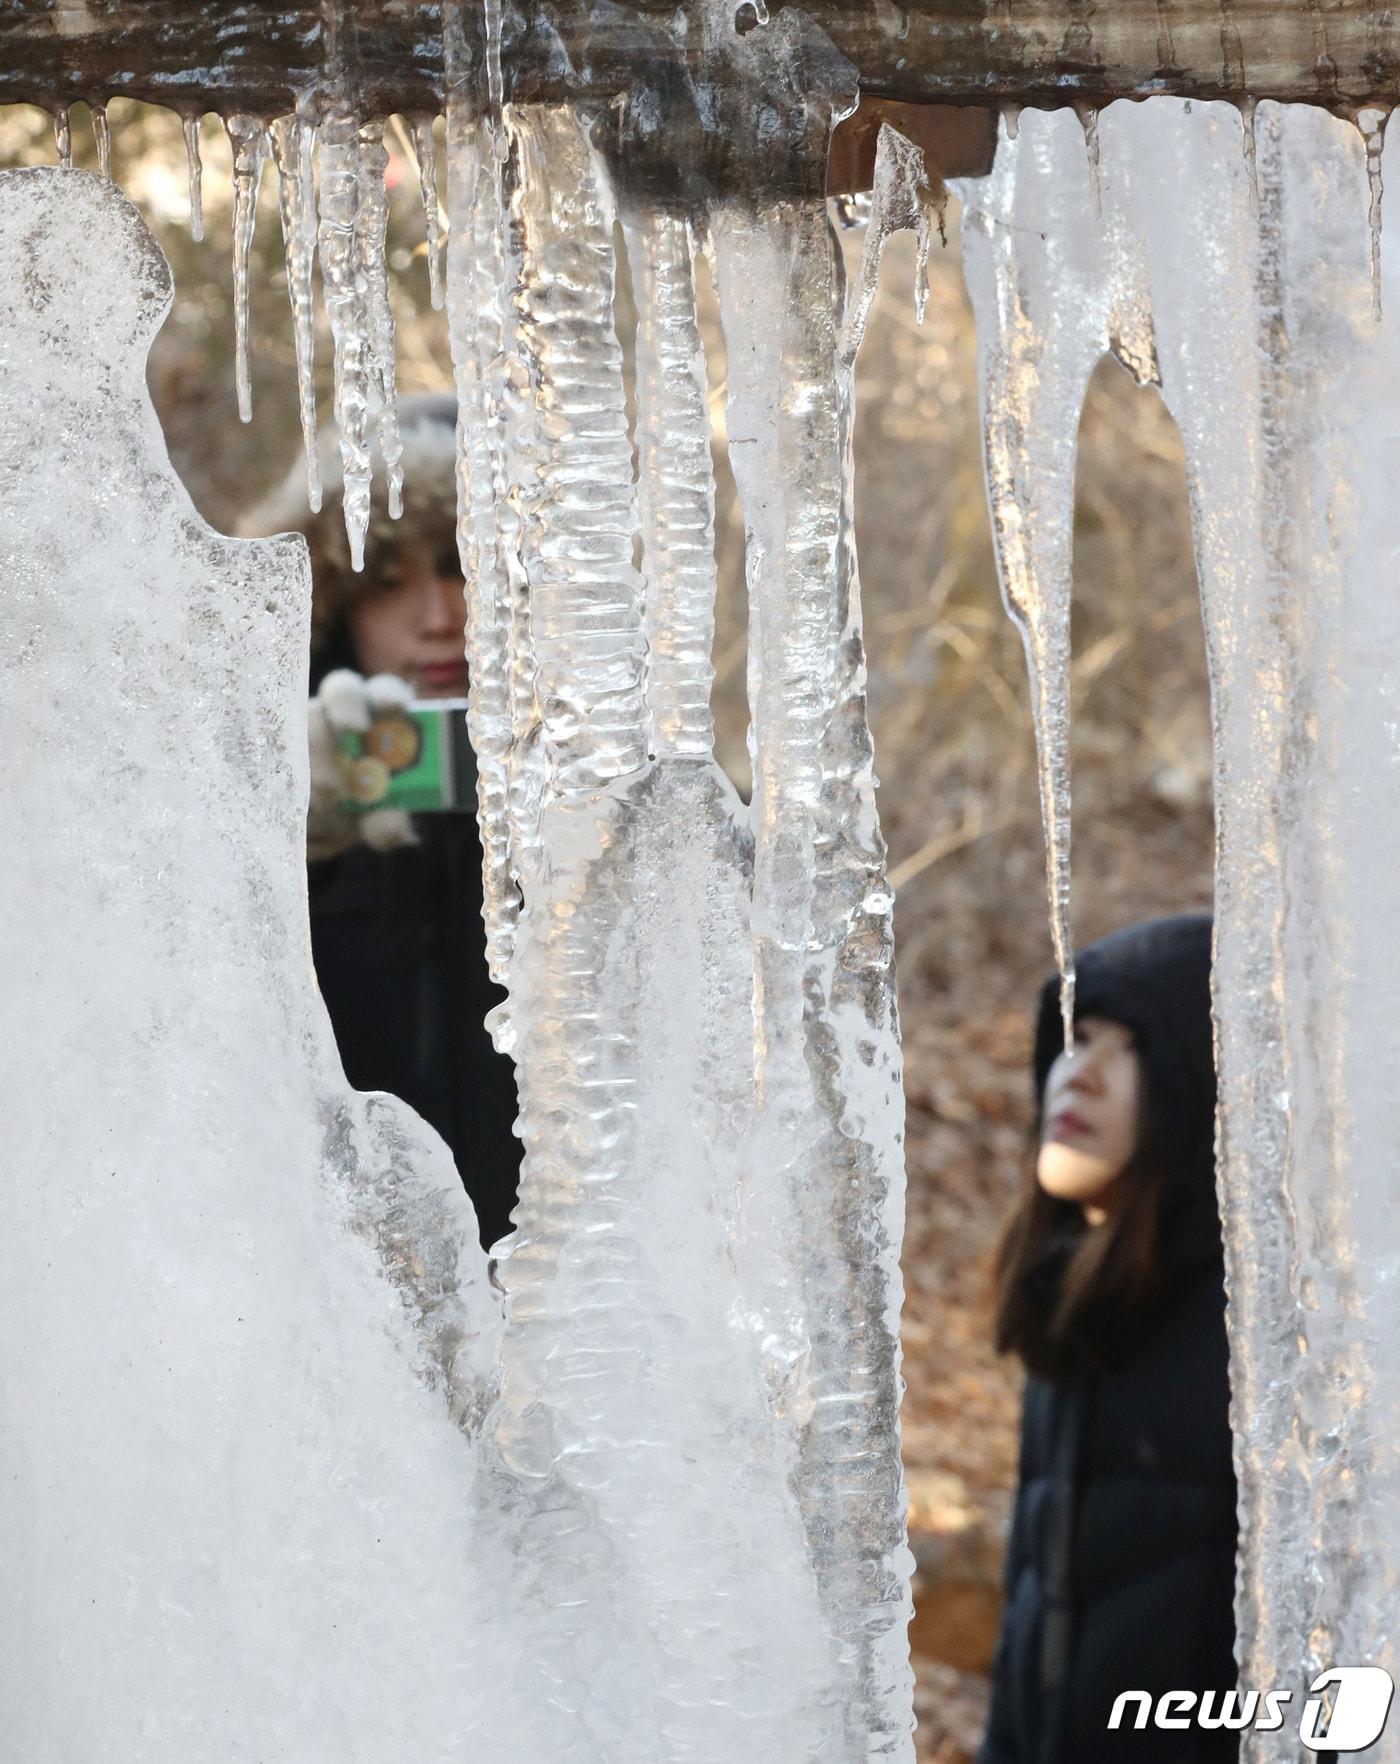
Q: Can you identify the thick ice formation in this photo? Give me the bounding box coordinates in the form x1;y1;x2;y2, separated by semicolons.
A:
958;100;1400;1736
5;5;915;1755
0;167;500;1760
436;0;914;1743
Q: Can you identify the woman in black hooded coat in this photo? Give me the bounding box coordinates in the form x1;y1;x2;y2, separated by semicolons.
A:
977;913;1240;1763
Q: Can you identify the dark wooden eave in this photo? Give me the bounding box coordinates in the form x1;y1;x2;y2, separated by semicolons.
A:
1;2;1396;119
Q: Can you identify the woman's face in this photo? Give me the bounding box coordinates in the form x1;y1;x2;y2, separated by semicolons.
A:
1037;1015;1142;1224
346;538;468;698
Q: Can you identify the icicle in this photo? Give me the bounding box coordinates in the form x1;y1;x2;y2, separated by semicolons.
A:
409;115;444;310
91;102;111;181
508;107;647;791
442;6;522;990
1356;105;1389;320
441;4;552;1012
1240;96;1260;213
270;113;321;511
621;205;719;757
52;106;72;169
839;122;930;365
704;18;913;1751
711;166;914;1755
1076;101;1102;219
315;2;401;561
316;116;373;570
354;120;404;520
183;112;204;242
1003;101;1021;142
483;0;505;113
911;184;949;324
224;115;269;426
956;109;1129;1048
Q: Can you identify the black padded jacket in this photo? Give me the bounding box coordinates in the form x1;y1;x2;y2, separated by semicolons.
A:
977;1200;1238;1762
979;915;1240;1762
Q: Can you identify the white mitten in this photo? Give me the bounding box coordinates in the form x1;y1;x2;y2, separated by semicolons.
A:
307;668;419;862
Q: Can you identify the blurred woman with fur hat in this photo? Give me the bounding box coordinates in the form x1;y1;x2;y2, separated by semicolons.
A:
244;393;520;1250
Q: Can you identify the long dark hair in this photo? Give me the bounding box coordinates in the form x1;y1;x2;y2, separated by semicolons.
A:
990;914;1221;1382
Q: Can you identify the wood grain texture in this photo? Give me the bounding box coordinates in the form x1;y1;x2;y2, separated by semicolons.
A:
2;2;1395;114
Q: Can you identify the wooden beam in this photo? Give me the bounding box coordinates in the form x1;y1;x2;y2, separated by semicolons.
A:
1;2;1395;118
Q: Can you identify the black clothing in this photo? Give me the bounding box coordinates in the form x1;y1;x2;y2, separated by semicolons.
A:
979;1220;1238;1762
308;812;522;1250
981;914;1238;1762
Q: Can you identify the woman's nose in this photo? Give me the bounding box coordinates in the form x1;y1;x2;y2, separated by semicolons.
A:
421;573;466;635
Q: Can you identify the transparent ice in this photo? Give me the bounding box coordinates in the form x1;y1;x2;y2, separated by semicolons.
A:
957;99;1400;1748
0;167;501;1761
3;0;915;1755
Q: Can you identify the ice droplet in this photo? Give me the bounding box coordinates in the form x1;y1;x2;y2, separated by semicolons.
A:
52;106;72;170
1003;101;1021;142
183;112;204;242
91;102;111;181
270;112;321;511
224;114;269;426
410;115;445;311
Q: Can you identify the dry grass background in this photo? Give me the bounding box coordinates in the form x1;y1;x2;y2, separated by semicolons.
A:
1;103;1216;1761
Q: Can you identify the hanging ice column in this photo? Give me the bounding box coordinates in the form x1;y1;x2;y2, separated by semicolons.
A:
439;0;914;1754
958;102;1400;1741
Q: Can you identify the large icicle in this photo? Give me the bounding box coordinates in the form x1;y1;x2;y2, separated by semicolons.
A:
957;106;1123;1046
443;6;535;995
438;40;844;1750
958;98;1400;1742
707;12;914;1754
270;112;322;512
620;204;718;758
506;108;647;792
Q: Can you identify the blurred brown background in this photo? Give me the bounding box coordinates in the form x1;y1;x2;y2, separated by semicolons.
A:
0;102;1214;1762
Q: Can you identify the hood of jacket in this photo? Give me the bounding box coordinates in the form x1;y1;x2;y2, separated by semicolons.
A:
1030;912;1224;1294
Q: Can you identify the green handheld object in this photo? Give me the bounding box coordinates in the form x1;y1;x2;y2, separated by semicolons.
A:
335;698;476;814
